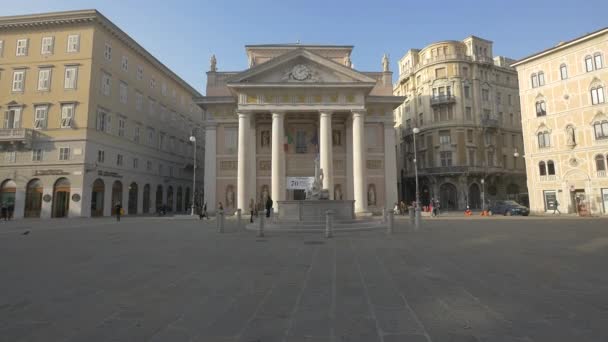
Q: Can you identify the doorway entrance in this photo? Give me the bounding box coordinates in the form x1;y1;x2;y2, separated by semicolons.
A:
571;189;589;216
91;179;105;217
52;178;70;218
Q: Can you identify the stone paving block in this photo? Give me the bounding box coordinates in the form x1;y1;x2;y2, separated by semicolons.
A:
289;310;331;337
374;308;425;335
383;333;429;342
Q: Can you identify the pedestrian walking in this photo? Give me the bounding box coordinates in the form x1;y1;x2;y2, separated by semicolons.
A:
433;199;440;216
201;202;208;219
393;202;399;214
265;196;273;218
399;201;406;215
249;198;255;223
553;199;561;215
430;198;435;217
114;202;123;222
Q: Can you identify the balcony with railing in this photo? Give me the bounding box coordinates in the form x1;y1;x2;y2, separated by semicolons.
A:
540;175;557;182
430;95;456;106
481;117;500;128
597;170;607;178
0;128;34;148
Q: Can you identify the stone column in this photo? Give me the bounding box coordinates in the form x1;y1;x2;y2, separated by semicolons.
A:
319;111;333;199
249;115;257;208
346;117;354;200
383;118;398;209
271;112;285;208
204;123;217;212
237;113;250;212
352;110;368;214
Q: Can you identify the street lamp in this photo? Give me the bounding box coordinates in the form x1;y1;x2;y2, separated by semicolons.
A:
481;178;485;213
412;127;421;228
189;135;197;216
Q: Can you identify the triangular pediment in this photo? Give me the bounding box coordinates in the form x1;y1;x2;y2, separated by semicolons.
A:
226;48;377;86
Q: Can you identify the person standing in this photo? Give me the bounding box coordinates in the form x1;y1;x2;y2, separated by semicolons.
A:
114;202;122;222
218;202;224;211
201;202;208;219
265;196;273;218
553;199;561;215
249;198;255;223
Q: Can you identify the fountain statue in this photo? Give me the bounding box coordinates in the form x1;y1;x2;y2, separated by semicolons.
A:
306;155;329;200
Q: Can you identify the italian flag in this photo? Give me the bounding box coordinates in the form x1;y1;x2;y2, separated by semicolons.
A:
284;133;293;151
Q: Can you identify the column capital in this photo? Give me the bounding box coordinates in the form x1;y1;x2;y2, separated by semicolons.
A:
319;110;333;116
271;111;285;118
351;109;367;117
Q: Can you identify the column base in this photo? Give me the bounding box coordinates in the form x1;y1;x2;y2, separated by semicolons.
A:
355;211;373;218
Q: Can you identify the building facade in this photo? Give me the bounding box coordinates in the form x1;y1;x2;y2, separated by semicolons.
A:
0;10;203;219
198;45;403;215
512;28;608;215
394;36;527;210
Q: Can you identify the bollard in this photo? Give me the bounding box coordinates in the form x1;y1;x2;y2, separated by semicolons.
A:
236;208;242;229
258;213;265;237
414;207;421;231
408;206;415;225
382;208;387;223
217;209;224;233
325;210;333;238
387;209;394;234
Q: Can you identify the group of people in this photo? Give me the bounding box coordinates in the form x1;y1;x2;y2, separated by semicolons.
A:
195;196;275;222
1;202;14;221
391;199;441;217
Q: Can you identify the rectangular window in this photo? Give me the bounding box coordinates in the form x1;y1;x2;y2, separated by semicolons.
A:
484;132;494;145
16;38;28;56
137;65;143;80
531;74;538;88
32;149;43;162
61;103;75;128
296;130;307;153
96;109;111;133
586;57;594;72
64;66;78;89
37;68;51;91
591;87;605;105
59;147;70;161
104;42;112;61
482;89;489;101
146;161;152;171
147;128;154;145
487;151;494;166
440;151;452;167
119;82;128;104
463;86;470;99
41;36;54;55
134;126;140;143
133;158;138;169
159;132;166;150
595;54;603;69
418;113;423;126
439;130;451;145
118;118;125;137
97;150;105;163
4;106;22;128
12;70;25;92
5;151;16;163
508;94;512;105
67;34;80;52
560;64;568;80
34;105;48;129
102;73;111;96
116;154;123;166
468;149;475;166
135;92;143;111
538;72;545;86
0;40;4;57
121;55;128;71
467;129;473;143
150;77;156;89
465;107;472;120
224;128;237;153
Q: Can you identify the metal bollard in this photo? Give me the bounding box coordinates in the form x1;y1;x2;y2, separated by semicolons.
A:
387;209;394;234
382;208;387;223
414;207;421;230
258;213;265;237
217;209;224;233
236;208;242;229
408;206;415;225
325;210;333;238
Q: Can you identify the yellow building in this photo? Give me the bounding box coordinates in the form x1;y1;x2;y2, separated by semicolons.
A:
394;36;527;210
512;28;608;215
0;10;203;219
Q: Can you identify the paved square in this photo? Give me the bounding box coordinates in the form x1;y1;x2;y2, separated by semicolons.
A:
1;216;607;342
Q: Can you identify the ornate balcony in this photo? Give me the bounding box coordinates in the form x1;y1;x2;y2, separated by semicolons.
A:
481;117;500;128
430;95;456;106
0;128;34;149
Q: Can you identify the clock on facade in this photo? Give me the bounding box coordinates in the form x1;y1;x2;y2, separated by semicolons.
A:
291;64;311;81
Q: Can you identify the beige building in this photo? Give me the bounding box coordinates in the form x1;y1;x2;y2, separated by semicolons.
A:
198;44;403;215
512;27;608;215
394;36;527;210
0;10;203;219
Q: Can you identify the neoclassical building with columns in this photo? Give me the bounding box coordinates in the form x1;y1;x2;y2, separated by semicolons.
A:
197;44;403;215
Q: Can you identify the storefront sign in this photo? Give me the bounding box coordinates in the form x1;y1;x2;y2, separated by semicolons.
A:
286;177;314;190
98;170;123;178
34;169;70;176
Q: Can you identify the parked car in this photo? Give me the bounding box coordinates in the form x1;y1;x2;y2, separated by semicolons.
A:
488;200;530;216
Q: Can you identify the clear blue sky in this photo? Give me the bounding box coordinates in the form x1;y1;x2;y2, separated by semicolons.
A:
4;0;607;94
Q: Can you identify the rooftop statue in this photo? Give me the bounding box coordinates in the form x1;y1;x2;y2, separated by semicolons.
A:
210;54;217;72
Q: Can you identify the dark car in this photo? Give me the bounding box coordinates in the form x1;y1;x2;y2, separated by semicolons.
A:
488;200;530;216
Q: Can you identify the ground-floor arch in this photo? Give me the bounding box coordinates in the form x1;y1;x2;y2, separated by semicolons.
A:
52;178;70;218
25;178;43;218
143;184;151;213
176;186;183;212
155;185;163;210
468;183;481;209
184;187;191;212
439;183;458;210
91;178;105;217
167;186;174;211
1;179;17;219
111;181;123;211
128;182;138;214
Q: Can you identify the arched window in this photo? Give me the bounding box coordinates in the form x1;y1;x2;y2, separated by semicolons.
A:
547;160;556;175
594;52;603;69
596;155;606;171
530;73;538;88
535;101;547;116
539;161;547;176
585;55;594;72
538;71;545;86
594;120;608;139
591;86;605;105
560;64;568;80
538;131;550;148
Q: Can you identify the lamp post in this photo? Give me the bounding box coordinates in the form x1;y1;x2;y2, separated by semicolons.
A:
189;135;196;216
412;127;420;227
481;178;485;213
